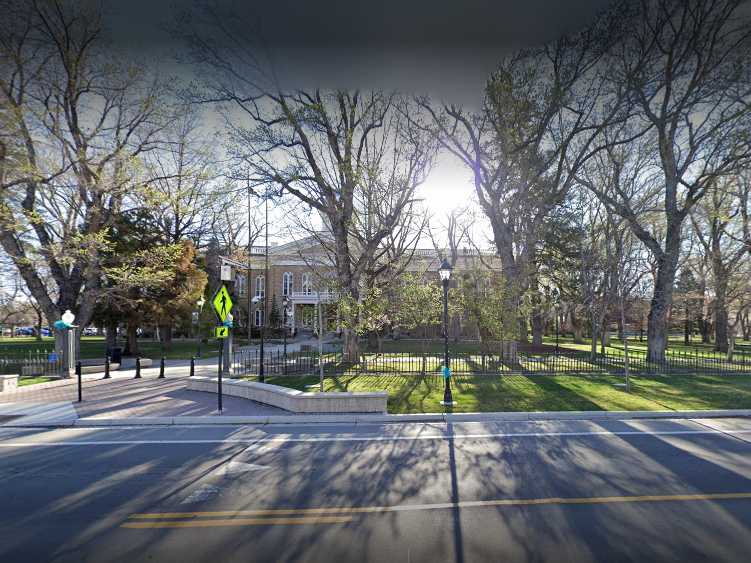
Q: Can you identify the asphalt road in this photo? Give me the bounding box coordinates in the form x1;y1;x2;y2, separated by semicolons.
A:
1;417;751;563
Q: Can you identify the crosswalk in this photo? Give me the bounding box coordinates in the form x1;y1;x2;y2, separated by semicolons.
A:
0;401;78;426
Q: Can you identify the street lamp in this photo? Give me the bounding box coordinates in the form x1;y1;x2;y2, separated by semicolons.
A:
438;259;455;406
195;296;206;358
61;310;75;327
282;295;289;374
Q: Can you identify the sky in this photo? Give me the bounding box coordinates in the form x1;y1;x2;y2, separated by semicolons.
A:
103;0;614;244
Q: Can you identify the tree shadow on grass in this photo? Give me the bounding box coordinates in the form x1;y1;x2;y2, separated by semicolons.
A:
452;374;607;413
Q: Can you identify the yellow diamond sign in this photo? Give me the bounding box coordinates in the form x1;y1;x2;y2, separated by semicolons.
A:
215;326;229;339
212;285;233;322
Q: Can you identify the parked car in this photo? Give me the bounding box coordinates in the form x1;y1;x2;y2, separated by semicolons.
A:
14;327;35;336
82;327;98;336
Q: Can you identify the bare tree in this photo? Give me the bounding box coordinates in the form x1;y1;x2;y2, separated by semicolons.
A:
0;0;171;350
416;6;629;343
584;0;751;361
690;179;748;351
181;7;436;360
141;106;226;248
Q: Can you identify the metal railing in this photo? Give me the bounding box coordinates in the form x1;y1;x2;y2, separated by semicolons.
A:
227;346;751;378
0;350;66;379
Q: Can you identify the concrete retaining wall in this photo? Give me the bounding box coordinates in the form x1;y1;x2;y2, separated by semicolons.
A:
0;375;18;393
187;376;388;414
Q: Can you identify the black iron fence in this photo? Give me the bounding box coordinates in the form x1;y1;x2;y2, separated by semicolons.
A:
229;346;751;378
0;350;66;378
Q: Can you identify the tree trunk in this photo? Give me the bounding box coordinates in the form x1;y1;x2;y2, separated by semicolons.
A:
700;317;710;343
713;281;729;353
727;328;736;361
571;310;584;344
518;318;529;343
125;322;139;357
617;316;624;342
742;312;750;341
366;331;379;352
35;308;43;342
105;320;117;351
160;324;173;351
646;249;679;363
343;328;359;363
531;311;544;346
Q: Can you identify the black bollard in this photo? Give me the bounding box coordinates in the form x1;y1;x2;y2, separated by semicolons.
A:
135;357;141;379
159;356;165;378
190;356;195;377
76;361;82;402
104;355;111;379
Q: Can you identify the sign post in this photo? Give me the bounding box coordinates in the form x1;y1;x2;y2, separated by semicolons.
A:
212;285;234;414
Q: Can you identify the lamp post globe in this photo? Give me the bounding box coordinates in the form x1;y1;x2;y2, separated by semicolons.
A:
61;310;75;327
438;259;455;406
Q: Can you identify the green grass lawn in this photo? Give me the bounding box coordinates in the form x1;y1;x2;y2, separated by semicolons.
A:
18;376;54;386
0;336;220;360
253;373;751;413
542;335;751;358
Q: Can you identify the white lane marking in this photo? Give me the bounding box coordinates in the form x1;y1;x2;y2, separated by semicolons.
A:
180;485;221;504
1;428;751;447
214;461;270;476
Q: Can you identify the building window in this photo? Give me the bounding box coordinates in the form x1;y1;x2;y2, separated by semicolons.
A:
235;273;247;296
255;309;264;327
255;275;265;298
282;272;293;296
301;273;312;295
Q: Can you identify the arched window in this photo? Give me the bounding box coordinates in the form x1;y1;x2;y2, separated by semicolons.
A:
301;273;312;295
235;273;247;296
282;272;293;296
255;275;265;298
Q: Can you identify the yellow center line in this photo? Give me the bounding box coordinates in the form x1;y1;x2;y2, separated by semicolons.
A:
128;491;751;522
122;515;353;529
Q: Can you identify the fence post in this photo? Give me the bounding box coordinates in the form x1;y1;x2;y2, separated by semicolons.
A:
104;355;111;379
76;360;82;402
159;356;165;378
135;357;141;379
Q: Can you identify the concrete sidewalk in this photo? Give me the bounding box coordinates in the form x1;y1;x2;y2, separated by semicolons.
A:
3;364;751;428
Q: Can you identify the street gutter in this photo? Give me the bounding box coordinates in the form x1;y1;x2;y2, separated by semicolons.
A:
4;409;751;428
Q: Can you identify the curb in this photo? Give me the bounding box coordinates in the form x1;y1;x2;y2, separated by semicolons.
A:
6;409;751;428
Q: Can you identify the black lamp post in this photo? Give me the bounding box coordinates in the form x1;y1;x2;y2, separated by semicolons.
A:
438;259;455;406
282;295;289;374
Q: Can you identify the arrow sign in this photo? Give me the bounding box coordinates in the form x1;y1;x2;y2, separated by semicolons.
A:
212;285;233;323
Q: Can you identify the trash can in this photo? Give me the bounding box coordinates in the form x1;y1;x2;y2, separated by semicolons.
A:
109;347;123;364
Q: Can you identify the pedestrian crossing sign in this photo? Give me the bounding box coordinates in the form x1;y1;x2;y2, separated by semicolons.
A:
215;326;229;339
212;285;233;322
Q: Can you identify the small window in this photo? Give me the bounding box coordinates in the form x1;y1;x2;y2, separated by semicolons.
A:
255;275;265;298
255;309;264;327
